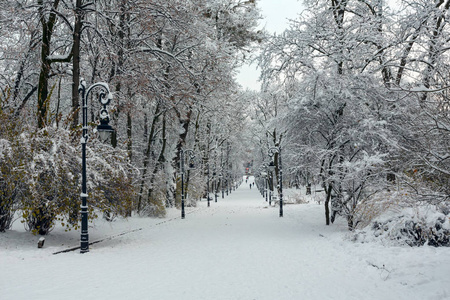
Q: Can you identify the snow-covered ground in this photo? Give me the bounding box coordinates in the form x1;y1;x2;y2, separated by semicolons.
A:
1;176;449;300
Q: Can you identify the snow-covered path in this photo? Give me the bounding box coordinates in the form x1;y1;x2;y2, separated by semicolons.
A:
1;177;449;299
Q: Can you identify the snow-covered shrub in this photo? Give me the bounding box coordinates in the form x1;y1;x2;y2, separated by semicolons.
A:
359;205;450;247
23;198;57;235
90;143;137;221
0;101;28;232
22;127;79;235
81;128;137;222
19;125;137;234
351;189;403;230
96;172;135;221
0;139;26;232
285;191;308;204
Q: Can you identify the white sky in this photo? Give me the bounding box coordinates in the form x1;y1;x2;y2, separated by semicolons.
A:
236;0;304;91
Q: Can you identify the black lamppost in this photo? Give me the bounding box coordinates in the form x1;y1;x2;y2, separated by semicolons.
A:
180;148;195;219
207;164;211;207
79;78;114;253
226;142;230;196
215;182;218;202
265;171;268;202
226;170;229;196
258;171;264;197
213;168;218;203
218;172;223;200
221;172;225;199
268;168;273;206
268;146;283;217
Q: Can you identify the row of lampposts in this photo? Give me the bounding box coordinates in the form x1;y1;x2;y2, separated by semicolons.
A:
178;147;240;219
77;79;246;252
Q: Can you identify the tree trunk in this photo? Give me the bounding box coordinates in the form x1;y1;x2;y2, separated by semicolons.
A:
71;0;83;130
137;102;161;213
324;184;332;225
37;31;51;128
127;110;132;161
37;0;72;128
147;110;167;204
347;215;354;231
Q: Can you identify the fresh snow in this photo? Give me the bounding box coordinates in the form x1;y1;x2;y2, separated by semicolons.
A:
1;176;449;300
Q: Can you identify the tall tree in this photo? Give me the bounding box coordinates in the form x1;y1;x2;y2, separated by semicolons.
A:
37;0;73;128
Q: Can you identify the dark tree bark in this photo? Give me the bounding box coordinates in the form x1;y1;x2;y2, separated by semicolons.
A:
37;0;72;128
71;0;83;129
137;102;162;213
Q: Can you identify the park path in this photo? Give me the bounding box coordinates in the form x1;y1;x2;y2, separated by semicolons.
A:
2;177;446;300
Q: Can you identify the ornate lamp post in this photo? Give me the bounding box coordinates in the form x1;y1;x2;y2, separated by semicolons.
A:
262;162;270;202
221;171;225;199
265;171;268;202
79;78;114;253
180;148;195;219
268;166;273;206
213;168;218;203
207;163;211;207
268;146;283;217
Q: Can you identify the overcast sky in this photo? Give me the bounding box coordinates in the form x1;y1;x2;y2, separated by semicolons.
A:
236;0;304;91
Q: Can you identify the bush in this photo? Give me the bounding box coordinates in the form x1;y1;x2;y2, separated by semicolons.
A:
88;136;138;221
23;200;56;235
0;102;28;232
95;170;136;221
365;206;450;247
0;139;19;232
285;192;308;204
21;128;79;235
0;100;137;234
20;126;137;234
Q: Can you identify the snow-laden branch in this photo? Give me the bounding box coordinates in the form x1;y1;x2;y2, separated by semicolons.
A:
389;84;450;93
133;46;200;77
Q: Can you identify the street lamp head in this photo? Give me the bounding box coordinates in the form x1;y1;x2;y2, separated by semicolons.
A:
97;108;114;143
188;159;195;169
97;123;114;143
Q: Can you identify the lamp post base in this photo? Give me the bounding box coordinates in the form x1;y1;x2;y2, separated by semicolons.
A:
80;234;89;253
181;200;185;219
279;200;283;217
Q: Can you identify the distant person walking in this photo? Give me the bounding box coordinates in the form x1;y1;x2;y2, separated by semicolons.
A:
249;183;252;189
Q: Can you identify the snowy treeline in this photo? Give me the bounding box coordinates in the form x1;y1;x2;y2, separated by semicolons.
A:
249;0;449;244
0;0;261;233
0;0;449;247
